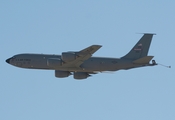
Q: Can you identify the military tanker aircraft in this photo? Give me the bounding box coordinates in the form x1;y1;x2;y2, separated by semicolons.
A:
6;34;157;79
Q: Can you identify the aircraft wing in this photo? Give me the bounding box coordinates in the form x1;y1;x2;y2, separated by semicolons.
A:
62;45;102;67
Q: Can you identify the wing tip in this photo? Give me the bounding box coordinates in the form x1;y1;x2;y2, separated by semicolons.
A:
92;45;102;48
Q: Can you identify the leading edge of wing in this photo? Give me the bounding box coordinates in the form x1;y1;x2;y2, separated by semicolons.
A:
78;45;102;56
62;45;102;67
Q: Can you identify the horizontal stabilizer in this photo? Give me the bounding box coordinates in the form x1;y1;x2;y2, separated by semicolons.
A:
133;56;154;64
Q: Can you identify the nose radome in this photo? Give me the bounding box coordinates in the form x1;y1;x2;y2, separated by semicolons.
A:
6;58;11;64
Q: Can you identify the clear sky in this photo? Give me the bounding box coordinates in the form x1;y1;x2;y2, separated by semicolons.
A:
1;1;175;120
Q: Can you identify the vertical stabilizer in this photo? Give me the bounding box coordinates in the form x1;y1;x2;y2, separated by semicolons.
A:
122;34;155;60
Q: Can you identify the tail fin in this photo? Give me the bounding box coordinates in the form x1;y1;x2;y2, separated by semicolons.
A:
122;34;155;60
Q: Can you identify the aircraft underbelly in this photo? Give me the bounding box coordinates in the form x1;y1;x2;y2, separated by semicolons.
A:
80;60;120;71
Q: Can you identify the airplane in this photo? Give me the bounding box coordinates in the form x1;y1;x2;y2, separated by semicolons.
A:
6;33;158;80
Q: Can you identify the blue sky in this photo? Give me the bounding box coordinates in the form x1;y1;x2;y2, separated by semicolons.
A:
1;1;175;120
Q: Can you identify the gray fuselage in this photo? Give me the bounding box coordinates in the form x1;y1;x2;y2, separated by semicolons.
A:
7;53;141;72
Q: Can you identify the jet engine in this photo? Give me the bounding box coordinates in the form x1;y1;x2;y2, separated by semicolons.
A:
61;52;77;62
55;70;71;78
74;72;90;80
47;58;62;67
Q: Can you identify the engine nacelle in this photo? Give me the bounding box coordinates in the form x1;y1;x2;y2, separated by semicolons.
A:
74;72;90;80
47;58;62;67
55;70;71;78
61;52;77;62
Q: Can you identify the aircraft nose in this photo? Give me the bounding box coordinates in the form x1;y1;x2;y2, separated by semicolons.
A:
6;58;11;64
